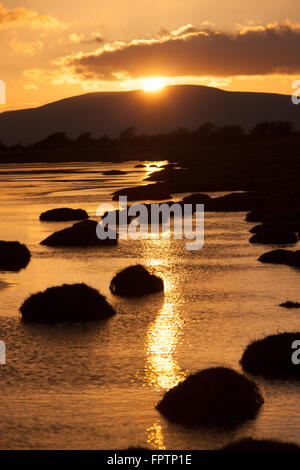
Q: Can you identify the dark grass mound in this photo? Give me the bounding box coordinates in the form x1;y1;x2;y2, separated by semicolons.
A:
102;170;127;175
40;208;88;222
181;193;211;212
250;228;298;245
131;202;183;225
110;265;164;298
289;251;300;267
222;438;300;450
258;249;294;265
241;333;300;379
250;220;300;234
112;183;171;201
280;301;300;308
181;193;211;204
40;220;117;247
102;209;133;226
0;241;31;271
20;283;116;323
258;249;300;267
208;192;264;212
145;166;185;182
156;367;263;427
246;209;300;223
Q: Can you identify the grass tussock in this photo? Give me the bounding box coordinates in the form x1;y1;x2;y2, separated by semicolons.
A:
250;228;298;245
20;283;116;323
241;332;300;379
110;265;164;298
40;220;117;247
0;241;31;271
40;208;88;222
222;438;300;450
102;170;127;175
156;367;263;427
280;301;300;309
258;249;300;267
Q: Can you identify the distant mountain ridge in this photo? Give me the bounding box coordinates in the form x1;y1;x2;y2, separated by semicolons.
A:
0;85;299;145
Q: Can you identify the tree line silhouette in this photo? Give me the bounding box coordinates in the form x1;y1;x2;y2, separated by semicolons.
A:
0;120;295;153
0;120;298;164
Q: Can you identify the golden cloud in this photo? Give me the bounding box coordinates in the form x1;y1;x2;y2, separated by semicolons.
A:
9;38;44;56
55;21;300;79
0;2;64;30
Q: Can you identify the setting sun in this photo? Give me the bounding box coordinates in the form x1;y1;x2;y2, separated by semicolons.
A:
143;78;165;92
2;0;300;454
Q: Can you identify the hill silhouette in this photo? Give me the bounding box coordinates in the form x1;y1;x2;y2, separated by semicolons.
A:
0;85;298;146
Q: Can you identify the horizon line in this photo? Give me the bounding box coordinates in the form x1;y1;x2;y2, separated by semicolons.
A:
0;83;292;115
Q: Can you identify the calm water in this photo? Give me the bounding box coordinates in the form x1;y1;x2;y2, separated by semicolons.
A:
0;161;300;450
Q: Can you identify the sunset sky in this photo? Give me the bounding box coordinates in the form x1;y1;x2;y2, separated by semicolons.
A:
1;0;300;111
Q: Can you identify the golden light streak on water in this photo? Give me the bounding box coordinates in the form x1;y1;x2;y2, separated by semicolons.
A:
142;252;186;392
142;161;168;182
146;421;166;450
145;299;186;391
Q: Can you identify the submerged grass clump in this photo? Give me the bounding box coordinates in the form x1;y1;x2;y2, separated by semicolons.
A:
20;283;116;323
258;249;300;267
280;301;300;309
112;183;171;201
110;265;164;298
250;228;298;245
222;438;300;450
241;332;300;379
156;367;263;427
258;249;294;265
0;241;31;271
40;208;88;222
102;170;127;175
41;220;117;247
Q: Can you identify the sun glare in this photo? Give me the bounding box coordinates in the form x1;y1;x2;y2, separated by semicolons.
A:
143;78;165;92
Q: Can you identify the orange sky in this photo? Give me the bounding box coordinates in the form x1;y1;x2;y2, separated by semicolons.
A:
1;0;300;111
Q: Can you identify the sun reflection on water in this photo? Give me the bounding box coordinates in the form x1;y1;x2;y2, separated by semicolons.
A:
144;267;186;391
140;241;187;449
146;421;166;450
145;299;186;391
142;160;168;182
